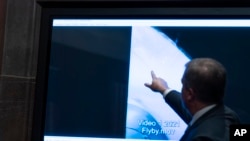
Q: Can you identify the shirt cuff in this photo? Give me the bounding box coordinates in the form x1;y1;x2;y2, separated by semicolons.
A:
162;88;174;97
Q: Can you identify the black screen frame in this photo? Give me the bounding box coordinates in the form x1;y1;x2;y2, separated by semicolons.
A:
32;1;250;141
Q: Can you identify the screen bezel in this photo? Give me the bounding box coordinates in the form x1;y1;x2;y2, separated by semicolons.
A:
32;1;250;141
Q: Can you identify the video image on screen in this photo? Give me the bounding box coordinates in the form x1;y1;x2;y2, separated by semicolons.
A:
126;26;189;140
44;19;250;141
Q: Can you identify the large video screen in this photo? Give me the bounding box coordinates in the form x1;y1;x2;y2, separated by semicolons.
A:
44;19;250;141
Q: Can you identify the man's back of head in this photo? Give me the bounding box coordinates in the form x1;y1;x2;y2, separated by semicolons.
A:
182;58;227;104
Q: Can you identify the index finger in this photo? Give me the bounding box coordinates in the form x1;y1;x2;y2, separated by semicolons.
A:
151;70;157;79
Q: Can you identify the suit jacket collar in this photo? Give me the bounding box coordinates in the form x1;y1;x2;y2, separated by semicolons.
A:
189;103;223;129
189;104;217;126
180;103;224;141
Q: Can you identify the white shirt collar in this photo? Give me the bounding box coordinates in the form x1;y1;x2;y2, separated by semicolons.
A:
189;104;216;126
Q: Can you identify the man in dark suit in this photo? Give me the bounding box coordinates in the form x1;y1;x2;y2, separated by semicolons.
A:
145;58;240;141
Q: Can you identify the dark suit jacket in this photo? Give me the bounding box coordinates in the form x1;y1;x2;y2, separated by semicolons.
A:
164;90;240;141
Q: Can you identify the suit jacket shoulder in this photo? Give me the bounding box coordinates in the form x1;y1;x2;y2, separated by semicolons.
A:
182;104;240;141
164;91;240;141
164;90;192;124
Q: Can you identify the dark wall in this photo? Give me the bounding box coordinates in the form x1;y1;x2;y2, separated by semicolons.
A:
0;0;37;141
0;0;6;73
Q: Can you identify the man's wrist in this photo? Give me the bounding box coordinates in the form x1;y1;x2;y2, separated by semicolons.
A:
162;88;174;97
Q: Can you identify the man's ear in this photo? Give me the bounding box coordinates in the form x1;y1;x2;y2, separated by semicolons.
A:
186;88;195;101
